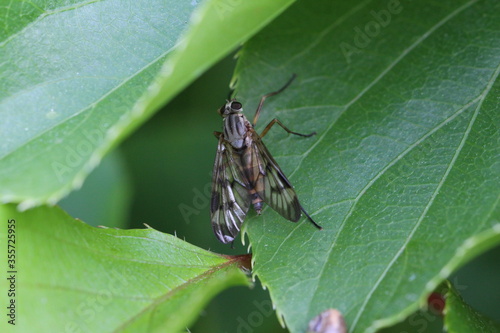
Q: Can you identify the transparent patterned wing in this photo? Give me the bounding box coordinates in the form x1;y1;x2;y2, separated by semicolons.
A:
211;135;251;243
251;131;302;222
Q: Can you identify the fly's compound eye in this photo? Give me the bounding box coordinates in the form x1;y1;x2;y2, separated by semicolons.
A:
230;101;242;110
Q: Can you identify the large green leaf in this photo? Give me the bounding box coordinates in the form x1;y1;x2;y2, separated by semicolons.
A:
0;0;295;209
0;204;250;332
230;0;500;332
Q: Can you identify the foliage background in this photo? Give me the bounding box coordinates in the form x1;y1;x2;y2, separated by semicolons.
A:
1;0;499;331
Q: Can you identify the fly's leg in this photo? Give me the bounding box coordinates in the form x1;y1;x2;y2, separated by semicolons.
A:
213;131;222;139
252;74;297;126
260;118;316;138
252;74;315;138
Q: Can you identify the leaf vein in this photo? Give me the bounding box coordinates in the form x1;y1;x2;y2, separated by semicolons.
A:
351;28;500;330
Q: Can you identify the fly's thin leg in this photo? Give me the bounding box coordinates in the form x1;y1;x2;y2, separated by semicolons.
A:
260;118;316;138
252;74;297;126
301;207;323;230
213;131;222;139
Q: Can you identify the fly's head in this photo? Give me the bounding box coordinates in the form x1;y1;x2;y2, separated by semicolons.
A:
218;100;243;118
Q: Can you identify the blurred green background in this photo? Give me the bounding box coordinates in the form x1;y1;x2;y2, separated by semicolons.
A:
59;53;500;332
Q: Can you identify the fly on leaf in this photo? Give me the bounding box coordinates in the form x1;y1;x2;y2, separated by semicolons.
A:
211;75;322;244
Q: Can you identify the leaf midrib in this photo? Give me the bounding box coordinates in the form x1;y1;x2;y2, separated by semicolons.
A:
114;258;244;332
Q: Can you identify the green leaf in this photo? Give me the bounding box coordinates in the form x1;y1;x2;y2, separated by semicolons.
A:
0;204;249;332
443;280;500;332
231;0;500;332
0;0;295;208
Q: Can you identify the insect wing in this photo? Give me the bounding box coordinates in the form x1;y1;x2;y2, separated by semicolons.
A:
251;131;302;222
211;135;251;243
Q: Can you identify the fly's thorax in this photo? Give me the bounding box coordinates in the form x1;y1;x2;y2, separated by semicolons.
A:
219;99;251;149
223;114;250;149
